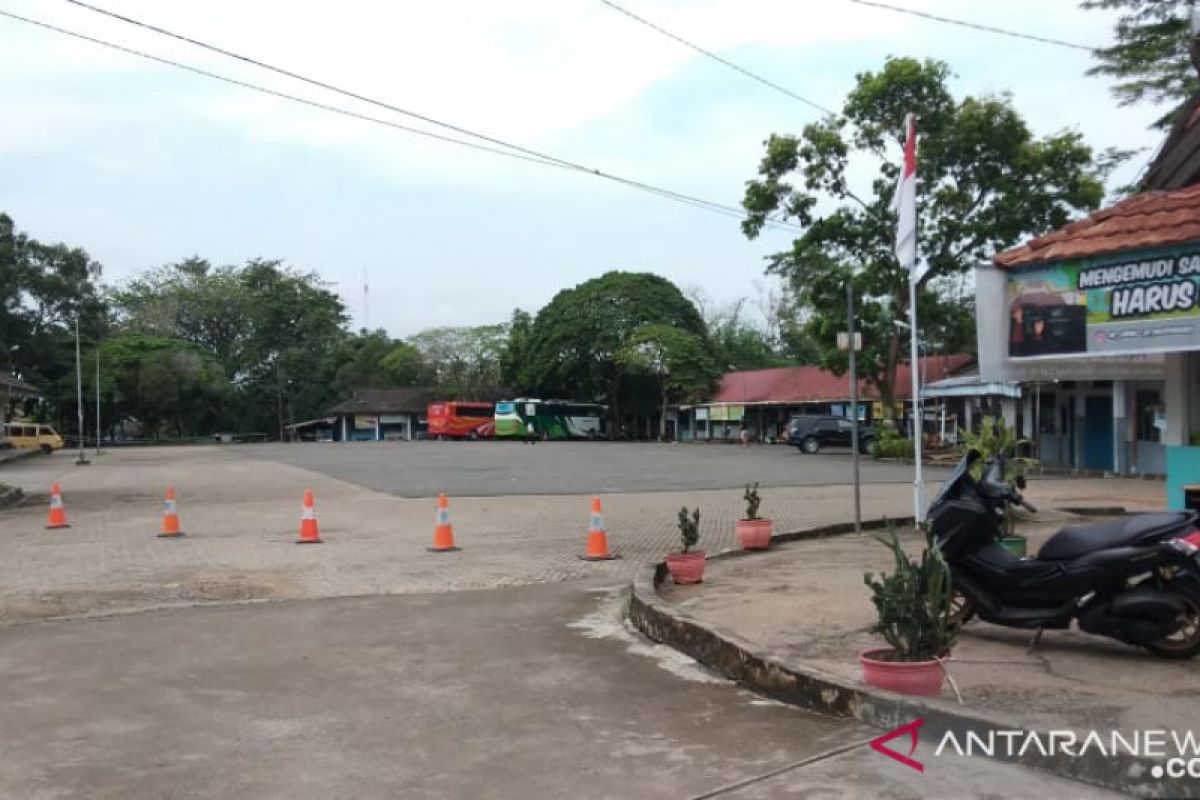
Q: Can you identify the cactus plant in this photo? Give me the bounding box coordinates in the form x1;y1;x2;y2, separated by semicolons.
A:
677;506;700;554
742;483;761;521
863;527;957;662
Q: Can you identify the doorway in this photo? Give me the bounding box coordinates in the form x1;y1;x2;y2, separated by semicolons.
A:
1083;396;1113;471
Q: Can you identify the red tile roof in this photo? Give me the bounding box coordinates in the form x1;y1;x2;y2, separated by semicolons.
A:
993;184;1200;269
711;355;973;404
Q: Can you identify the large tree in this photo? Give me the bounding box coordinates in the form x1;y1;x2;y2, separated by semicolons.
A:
1084;0;1200;129
115;257;349;435
521;271;707;432
741;57;1104;411
1;212;106;435
407;324;509;400
617;324;719;439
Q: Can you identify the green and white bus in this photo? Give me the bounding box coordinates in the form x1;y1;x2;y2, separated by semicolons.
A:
494;399;606;440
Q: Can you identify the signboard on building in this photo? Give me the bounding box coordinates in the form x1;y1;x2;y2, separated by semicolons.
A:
354;415;378;428
1007;246;1200;358
379;414;406;424
709;405;744;422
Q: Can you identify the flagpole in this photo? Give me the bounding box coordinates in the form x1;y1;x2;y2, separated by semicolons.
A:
909;273;924;524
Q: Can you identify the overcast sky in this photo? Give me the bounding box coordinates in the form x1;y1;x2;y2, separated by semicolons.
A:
0;0;1164;337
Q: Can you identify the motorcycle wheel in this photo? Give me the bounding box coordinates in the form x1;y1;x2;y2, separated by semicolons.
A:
1145;586;1200;660
948;591;975;630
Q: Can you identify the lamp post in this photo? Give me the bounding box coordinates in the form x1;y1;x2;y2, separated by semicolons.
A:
74;315;89;466
95;345;102;456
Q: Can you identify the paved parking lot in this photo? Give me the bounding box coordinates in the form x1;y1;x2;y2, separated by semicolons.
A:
246;440;948;497
0;444;1161;797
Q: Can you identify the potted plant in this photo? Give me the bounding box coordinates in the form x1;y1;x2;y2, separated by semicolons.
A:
860;527;957;696
665;507;706;584
959;415;1039;556
736;483;772;550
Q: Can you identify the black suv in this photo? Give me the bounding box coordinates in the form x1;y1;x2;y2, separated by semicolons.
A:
787;415;873;454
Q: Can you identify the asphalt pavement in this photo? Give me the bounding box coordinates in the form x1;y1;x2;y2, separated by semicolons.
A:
245;441;952;497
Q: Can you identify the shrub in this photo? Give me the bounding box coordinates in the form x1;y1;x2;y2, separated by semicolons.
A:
958;415;1039;536
871;425;914;459
742;483;761;521
863;526;957;662
677;506;700;554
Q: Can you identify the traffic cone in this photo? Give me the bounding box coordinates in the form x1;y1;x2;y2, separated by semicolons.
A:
580;496;618;561
45;482;69;529
158;486;183;538
296;489;323;544
428;493;459;552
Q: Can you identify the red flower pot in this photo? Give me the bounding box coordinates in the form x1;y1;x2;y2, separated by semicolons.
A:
859;648;946;697
665;551;707;584
736;518;773;550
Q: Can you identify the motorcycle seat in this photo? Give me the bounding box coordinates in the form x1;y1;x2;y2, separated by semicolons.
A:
1038;512;1194;561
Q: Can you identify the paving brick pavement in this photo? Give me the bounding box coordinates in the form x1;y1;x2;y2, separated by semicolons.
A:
0;446;1168;623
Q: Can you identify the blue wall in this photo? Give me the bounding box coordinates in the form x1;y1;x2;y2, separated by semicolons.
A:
1166;446;1200;510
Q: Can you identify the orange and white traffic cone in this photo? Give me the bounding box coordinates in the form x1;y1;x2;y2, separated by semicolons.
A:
158;486;183;538
296;489;323;544
45;482;69;529
580;496;618;561
428;493;460;552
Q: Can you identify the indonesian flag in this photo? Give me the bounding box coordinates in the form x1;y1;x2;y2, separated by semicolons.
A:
892;112;917;276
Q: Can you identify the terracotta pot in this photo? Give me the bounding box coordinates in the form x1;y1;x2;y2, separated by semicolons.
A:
736;518;773;550
859;648;946;697
665;550;707;584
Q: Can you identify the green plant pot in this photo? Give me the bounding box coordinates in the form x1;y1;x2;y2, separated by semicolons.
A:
998;536;1027;557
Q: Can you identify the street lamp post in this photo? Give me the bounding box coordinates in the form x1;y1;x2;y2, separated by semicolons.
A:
74;315;89;466
95;345;102;456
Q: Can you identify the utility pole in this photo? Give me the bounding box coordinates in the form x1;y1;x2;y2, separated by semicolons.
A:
846;282;862;535
74;315;89;465
95;345;102;456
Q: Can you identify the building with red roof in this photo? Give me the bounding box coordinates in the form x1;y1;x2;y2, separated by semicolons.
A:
673;355;975;442
976;32;1200;489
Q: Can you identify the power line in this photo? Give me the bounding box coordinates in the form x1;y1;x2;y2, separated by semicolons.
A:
845;0;1094;52
50;0;802;232
598;0;836;116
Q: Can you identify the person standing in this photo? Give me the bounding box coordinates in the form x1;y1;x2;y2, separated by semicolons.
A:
525;420;537;445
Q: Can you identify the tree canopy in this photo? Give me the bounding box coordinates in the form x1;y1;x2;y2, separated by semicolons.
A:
516;271;709;429
1084;0;1200;129
741;57;1104;409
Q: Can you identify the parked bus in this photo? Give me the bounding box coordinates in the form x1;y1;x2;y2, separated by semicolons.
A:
426;402;495;440
494;399;606;440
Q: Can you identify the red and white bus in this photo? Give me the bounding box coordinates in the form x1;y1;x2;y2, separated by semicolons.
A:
426;402;495;440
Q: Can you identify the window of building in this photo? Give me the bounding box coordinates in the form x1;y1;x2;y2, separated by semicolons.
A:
1136;389;1164;443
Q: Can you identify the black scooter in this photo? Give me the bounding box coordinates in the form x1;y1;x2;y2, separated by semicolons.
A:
928;451;1200;659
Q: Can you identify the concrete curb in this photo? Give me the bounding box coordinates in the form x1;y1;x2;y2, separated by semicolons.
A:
627;515;1189;799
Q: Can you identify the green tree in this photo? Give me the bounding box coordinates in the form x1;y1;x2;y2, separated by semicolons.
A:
500;309;534;391
1084;0;1200;128
522;271;707;433
741;57;1104;412
617;324;719;439
115;258;349;436
92;333;227;439
1;212;107;436
407;324;509;400
331;331;428;397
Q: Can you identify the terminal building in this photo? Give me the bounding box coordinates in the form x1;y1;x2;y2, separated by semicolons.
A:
976;61;1200;507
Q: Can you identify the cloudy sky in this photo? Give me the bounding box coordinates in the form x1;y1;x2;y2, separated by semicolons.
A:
0;0;1165;336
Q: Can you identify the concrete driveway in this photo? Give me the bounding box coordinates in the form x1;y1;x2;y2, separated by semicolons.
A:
0;581;1116;799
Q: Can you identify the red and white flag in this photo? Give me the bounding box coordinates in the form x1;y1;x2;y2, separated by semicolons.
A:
891;112;917;276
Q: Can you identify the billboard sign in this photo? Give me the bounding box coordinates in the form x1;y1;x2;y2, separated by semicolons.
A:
709;405;744;422
1007;246;1200;358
